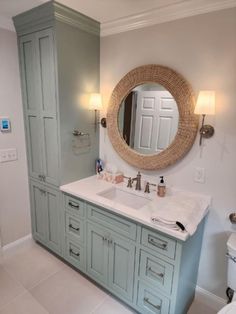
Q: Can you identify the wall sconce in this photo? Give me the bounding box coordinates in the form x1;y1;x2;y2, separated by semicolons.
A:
89;93;105;132
194;90;215;146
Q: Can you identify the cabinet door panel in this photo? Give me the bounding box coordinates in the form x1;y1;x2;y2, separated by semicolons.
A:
47;188;61;254
36;29;57;114
87;223;108;285
30;181;47;243
42;116;59;185
108;235;135;302
20;34;39;111
26;115;43;179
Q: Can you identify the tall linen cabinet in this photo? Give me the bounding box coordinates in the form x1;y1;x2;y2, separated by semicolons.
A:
13;1;100;255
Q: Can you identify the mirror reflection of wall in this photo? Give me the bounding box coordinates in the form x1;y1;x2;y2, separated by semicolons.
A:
118;83;179;155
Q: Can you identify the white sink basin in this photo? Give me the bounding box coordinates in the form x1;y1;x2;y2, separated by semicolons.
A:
97;187;150;209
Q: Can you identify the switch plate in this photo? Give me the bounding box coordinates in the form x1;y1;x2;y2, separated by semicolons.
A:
0;149;17;163
194;167;205;183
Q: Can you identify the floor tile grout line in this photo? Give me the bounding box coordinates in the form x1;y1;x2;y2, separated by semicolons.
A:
27;266;65;291
0;290;27;311
90;294;111;313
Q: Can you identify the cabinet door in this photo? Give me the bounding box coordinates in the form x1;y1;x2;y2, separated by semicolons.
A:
35;29;59;186
30;180;47;244
46;187;61;254
19;34;44;181
87;223;109;285
30;180;61;254
108;234;135;302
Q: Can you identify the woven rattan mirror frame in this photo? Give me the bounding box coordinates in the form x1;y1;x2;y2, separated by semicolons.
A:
107;64;198;170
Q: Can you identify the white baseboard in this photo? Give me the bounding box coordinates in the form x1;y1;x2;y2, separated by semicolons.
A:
2;234;32;252
195;285;227;312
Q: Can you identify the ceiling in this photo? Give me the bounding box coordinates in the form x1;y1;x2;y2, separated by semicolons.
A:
0;0;236;36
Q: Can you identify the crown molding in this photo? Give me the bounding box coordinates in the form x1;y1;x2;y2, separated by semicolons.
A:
101;0;236;36
0;15;15;32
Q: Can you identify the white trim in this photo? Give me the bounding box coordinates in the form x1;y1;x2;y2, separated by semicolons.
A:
0;15;15;32
101;0;236;36
2;234;32;252
195;285;227;312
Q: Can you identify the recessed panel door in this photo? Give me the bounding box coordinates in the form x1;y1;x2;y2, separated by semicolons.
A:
87;223;109;286
108;235;135;302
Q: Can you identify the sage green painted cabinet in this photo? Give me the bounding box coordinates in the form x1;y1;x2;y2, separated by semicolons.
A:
20;29;59;186
30;179;61;254
87;222;136;302
61;193;205;314
14;1;100;256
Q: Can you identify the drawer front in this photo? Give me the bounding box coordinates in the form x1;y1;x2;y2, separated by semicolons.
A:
139;250;174;294
137;281;170;314
65;212;84;244
65;195;84;218
141;228;176;260
64;238;85;270
87;203;137;241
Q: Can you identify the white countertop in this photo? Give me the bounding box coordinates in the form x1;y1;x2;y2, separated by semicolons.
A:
60;176;211;241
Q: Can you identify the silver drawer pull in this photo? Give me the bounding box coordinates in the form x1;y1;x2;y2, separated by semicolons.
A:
144;297;161;311
69;224;80;232
39;188;46;194
68;201;79;209
70;248;80;257
147;266;164;278
148;237;167;250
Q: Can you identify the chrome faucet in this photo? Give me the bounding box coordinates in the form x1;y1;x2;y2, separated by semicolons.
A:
132;171;142;190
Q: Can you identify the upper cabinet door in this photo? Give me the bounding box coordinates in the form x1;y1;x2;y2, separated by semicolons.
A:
35;29;59;186
19;34;44;180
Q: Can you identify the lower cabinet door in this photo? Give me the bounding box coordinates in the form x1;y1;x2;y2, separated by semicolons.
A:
108;234;135;302
137;281;170;314
30;180;47;244
30;180;61;255
46;186;61;254
87;223;109;285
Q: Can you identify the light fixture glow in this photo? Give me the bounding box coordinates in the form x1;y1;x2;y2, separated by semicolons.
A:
195;90;216;146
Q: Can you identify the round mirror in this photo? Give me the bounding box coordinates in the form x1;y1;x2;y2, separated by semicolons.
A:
107;65;198;170
118;83;179;155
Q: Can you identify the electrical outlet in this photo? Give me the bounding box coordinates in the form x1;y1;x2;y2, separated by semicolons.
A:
194;167;205;183
0;149;17;163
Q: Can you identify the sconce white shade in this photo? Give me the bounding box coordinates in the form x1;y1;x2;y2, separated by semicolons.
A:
194;90;215;115
89;93;102;110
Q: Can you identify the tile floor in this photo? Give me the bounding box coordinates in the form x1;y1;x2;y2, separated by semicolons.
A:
0;237;216;314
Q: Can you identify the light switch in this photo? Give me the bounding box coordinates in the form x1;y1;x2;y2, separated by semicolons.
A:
0;149;17;163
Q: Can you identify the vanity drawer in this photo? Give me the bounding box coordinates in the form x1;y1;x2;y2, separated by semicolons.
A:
137;281;170;314
141;228;176;260
64;238;85;270
65;195;84;217
87;203;137;241
139;250;174;294
65;212;84;244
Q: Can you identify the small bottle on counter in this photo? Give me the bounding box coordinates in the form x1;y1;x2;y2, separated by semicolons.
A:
157;176;166;197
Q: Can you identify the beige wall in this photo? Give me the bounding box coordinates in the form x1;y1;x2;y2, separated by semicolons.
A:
0;28;31;246
100;8;236;299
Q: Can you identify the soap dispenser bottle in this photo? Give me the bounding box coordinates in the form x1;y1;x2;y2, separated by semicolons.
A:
157;176;166;197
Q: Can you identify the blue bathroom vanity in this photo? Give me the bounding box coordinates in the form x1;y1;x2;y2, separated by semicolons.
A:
59;176;209;314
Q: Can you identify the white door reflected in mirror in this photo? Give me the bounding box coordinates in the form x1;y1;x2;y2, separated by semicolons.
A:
118;83;179;155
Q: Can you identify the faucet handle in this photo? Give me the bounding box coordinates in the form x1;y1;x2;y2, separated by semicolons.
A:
144;182;156;193
144;182;150;193
123;175;133;188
